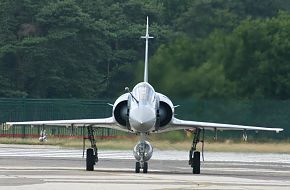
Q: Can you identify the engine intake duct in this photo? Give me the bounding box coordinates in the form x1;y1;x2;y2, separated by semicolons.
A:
159;101;173;127
113;100;128;126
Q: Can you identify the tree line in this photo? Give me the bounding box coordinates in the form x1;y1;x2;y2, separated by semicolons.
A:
0;0;290;100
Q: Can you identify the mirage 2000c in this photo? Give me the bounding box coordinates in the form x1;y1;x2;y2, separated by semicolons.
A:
4;17;283;174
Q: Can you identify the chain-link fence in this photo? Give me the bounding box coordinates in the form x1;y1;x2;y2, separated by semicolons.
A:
174;99;289;140
0;98;125;139
0;98;289;140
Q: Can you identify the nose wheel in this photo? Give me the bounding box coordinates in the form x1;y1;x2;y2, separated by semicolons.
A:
143;162;148;173
135;162;148;173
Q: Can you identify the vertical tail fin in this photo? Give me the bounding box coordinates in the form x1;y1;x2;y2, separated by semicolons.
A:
141;16;154;83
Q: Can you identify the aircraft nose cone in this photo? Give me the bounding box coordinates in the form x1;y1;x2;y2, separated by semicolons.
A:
129;106;156;132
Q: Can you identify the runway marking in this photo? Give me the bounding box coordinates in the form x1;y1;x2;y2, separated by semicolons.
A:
1;145;290;190
1;147;290;163
1;164;290;189
1;165;289;176
0;171;289;189
0;170;288;184
203;167;290;174
0;148;133;159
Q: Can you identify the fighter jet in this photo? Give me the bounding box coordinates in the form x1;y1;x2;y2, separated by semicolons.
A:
5;17;283;174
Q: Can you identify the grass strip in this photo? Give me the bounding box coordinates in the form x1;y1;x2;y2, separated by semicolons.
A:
0;137;289;153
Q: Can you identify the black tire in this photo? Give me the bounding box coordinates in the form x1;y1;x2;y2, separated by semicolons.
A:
192;151;200;174
143;162;148;173
86;148;95;171
135;162;140;173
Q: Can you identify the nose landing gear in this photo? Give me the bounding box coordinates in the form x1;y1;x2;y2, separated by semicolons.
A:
133;134;152;174
135;161;148;173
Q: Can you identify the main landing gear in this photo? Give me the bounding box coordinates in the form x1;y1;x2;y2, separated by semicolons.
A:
189;128;202;174
84;125;98;171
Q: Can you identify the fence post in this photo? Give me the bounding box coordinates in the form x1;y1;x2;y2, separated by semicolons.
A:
22;126;25;139
12;125;15;138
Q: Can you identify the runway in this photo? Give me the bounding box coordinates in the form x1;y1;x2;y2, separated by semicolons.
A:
0;144;289;189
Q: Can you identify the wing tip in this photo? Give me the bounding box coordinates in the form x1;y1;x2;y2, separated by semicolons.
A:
2;123;12;129
276;128;284;133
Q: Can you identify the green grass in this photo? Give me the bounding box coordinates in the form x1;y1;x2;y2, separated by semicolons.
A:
0;137;289;153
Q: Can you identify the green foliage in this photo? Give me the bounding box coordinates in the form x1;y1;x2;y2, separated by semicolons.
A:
0;0;290;100
174;0;290;39
223;12;290;99
148;3;290;100
148;33;235;99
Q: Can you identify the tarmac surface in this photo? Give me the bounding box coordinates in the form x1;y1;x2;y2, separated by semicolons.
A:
0;144;290;190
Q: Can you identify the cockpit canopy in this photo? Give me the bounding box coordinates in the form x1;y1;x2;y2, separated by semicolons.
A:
132;82;155;104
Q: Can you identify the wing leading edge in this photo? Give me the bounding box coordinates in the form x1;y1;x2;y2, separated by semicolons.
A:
5;117;129;132
163;118;283;133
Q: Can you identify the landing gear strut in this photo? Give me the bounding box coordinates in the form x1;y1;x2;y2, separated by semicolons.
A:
189;128;201;174
133;133;152;174
84;125;98;171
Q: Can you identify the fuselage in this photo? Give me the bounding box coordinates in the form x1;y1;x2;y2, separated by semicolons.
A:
129;82;157;132
112;81;174;133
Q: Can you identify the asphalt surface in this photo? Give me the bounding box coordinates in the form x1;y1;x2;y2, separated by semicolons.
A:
0;144;289;190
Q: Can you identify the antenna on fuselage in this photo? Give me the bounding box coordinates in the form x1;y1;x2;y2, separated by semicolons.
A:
141;16;154;83
125;87;139;104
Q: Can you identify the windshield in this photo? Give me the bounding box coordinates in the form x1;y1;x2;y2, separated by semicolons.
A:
132;82;155;105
